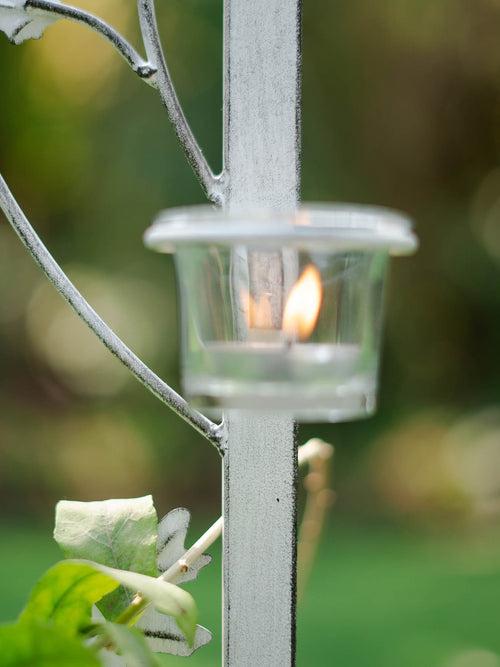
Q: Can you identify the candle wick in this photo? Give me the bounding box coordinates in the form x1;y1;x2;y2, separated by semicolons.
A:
283;331;296;348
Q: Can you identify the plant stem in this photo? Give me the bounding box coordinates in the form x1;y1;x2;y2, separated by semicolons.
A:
162;516;224;584
297;438;335;598
114;595;150;626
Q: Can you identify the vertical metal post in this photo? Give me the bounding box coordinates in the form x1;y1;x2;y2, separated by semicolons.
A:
222;1;301;665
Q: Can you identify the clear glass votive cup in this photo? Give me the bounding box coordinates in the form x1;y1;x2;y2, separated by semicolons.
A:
144;204;417;422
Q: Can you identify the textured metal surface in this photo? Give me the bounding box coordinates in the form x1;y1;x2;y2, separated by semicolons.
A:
222;0;301;664
223;414;297;667
224;0;301;212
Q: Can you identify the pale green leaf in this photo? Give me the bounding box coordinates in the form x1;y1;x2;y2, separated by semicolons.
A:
0;622;100;666
54;496;158;619
71;560;198;647
19;561;119;635
97;623;161;667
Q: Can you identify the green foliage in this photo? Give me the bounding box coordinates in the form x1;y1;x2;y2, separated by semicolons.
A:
0;623;100;666
54;496;159;620
1;497;203;666
19;561;118;635
75;560;197;645
96;623;162;667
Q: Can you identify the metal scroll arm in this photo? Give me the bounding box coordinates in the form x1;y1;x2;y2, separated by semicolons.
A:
0;0;225;204
11;0;156;79
136;0;226;205
0;173;226;454
0;0;227;448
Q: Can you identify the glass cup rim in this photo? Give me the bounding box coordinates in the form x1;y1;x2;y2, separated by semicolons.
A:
144;202;418;255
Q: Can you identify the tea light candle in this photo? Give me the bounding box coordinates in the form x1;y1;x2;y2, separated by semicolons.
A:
203;339;360;373
186;340;363;391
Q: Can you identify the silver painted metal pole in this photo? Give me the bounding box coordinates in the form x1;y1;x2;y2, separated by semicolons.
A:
222;1;301;665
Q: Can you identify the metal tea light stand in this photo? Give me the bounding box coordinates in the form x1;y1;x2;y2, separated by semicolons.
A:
0;0;417;665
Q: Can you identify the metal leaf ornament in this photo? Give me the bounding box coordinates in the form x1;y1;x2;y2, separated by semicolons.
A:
156;507;212;583
0;0;56;44
136;508;212;656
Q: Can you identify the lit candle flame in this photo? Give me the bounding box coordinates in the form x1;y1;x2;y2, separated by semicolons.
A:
282;264;322;340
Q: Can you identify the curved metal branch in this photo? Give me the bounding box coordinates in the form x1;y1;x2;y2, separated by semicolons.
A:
137;0;226;205
0;172;225;453
25;0;157;81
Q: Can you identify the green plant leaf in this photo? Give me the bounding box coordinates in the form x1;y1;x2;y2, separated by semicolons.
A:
74;561;197;647
0;622;100;666
96;623;161;667
19;559;197;647
54;496;159;619
19;561;119;635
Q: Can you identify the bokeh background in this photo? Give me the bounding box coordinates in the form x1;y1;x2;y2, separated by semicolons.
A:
1;1;500;665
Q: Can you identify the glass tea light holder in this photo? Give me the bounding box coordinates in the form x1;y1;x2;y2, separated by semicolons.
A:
145;204;417;422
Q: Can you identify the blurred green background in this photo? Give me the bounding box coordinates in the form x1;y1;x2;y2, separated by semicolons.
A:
1;1;500;665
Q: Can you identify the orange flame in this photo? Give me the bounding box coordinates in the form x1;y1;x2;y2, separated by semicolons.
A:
282;264;322;340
